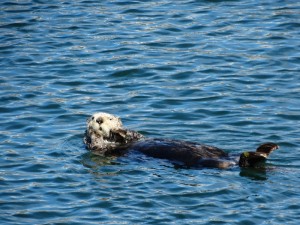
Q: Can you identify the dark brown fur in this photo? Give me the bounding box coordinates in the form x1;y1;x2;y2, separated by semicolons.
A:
84;114;278;168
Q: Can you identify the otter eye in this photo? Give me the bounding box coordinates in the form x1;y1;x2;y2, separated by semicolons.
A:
92;116;94;120
109;118;113;121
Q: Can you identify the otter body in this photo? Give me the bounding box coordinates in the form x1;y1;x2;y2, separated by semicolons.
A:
84;112;278;169
130;139;237;168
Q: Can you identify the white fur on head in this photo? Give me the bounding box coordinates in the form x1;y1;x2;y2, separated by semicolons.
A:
87;112;123;138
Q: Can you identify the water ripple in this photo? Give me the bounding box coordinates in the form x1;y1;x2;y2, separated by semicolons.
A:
1;0;300;224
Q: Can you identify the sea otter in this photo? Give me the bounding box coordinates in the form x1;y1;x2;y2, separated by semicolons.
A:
84;112;279;169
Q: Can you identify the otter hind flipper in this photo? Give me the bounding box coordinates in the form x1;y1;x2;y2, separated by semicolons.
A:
256;142;279;156
239;142;279;168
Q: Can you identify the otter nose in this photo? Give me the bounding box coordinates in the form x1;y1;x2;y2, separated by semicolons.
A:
96;118;103;124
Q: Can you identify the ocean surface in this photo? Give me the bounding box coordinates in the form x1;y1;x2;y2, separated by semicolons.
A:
1;0;300;224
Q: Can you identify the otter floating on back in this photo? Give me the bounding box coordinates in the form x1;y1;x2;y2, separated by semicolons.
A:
84;112;279;169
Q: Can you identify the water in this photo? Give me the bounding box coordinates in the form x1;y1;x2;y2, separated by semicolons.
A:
1;0;300;224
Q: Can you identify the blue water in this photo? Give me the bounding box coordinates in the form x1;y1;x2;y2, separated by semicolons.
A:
1;0;300;224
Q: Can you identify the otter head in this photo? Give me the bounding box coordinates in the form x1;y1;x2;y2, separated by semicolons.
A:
239;143;279;168
87;112;123;138
84;112;133;153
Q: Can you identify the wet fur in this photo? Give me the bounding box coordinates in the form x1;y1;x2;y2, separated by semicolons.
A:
84;112;144;153
84;112;278;168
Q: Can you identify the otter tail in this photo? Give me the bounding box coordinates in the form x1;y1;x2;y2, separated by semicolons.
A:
239;142;279;168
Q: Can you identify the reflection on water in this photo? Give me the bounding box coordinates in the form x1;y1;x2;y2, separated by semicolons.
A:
1;0;300;224
239;167;268;181
82;148;277;182
81;152;119;169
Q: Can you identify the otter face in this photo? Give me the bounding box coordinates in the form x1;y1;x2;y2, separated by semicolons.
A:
87;112;123;138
